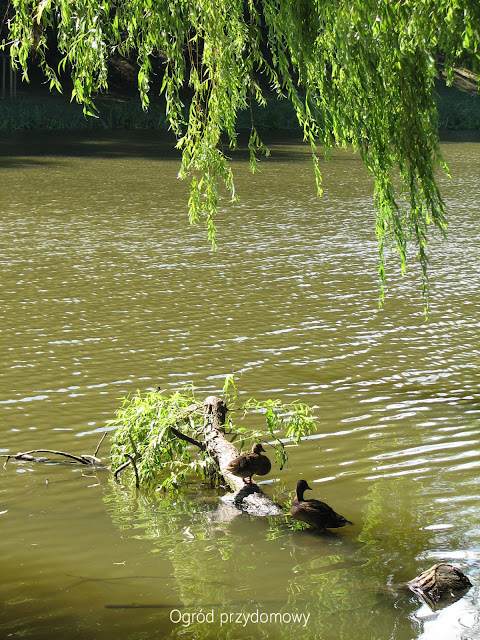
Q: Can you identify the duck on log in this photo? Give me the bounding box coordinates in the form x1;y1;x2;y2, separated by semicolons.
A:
2;395;283;517
199;396;283;516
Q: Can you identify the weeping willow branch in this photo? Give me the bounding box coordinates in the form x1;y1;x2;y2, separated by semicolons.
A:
2;1;479;303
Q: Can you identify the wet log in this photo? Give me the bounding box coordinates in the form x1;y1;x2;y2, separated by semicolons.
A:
200;396;283;517
408;563;472;610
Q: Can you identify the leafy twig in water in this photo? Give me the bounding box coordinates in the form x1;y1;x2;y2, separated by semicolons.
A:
125;453;140;488
94;431;108;457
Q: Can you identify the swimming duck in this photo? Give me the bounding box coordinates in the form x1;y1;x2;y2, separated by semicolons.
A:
291;479;353;530
225;443;271;484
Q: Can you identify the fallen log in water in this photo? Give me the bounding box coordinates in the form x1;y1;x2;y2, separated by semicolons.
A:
2;395;283;516
408;563;472;610
142;395;283;515
109;383;316;509
196;396;283;516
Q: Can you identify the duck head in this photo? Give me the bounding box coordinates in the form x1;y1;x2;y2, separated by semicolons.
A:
252;443;266;454
296;479;313;499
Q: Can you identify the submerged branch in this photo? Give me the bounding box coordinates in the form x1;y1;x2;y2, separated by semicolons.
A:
1;449;98;465
125;453;140;488
1;433;110;470
113;458;132;480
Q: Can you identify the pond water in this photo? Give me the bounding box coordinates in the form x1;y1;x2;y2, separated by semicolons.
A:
0;131;479;640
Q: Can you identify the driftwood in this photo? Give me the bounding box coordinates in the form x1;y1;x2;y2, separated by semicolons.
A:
408;563;472;610
1;432;108;468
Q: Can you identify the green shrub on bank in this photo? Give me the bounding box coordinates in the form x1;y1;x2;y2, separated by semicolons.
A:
0;97;168;131
1;90;479;132
437;91;480;130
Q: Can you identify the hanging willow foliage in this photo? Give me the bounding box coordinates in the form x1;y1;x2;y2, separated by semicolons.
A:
2;0;480;299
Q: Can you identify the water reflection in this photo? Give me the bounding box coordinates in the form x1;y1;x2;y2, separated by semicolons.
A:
102;480;398;640
413;596;480;640
0;133;479;639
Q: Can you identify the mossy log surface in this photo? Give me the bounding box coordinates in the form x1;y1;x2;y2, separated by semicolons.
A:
408;563;472;610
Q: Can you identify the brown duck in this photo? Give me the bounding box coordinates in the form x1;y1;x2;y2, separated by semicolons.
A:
291;479;353;530
226;443;271;484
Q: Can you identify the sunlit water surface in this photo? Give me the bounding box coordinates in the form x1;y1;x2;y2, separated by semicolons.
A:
1;132;479;640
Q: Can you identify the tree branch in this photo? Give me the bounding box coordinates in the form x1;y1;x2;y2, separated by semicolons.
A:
169;425;206;450
94;431;108;457
1;449;93;464
113;458;132;480
125;453;140;488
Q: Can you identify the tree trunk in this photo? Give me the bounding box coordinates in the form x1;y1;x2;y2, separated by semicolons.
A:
202;396;283;516
408;563;472;610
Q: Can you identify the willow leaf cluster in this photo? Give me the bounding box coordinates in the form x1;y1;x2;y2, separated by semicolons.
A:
3;0;480;295
108;389;210;488
108;382;317;489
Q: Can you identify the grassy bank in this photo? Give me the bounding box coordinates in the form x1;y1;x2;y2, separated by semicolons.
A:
0;94;169;131
436;89;480;130
1;83;479;132
0;90;300;132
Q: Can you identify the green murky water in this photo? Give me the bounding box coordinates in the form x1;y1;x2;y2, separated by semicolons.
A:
1;132;479;640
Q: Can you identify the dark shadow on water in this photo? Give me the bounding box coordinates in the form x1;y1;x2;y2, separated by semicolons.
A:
0;156;61;169
439;130;480;143
0;130;358;165
288;527;352;548
1;129;478;172
0;130;181;162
